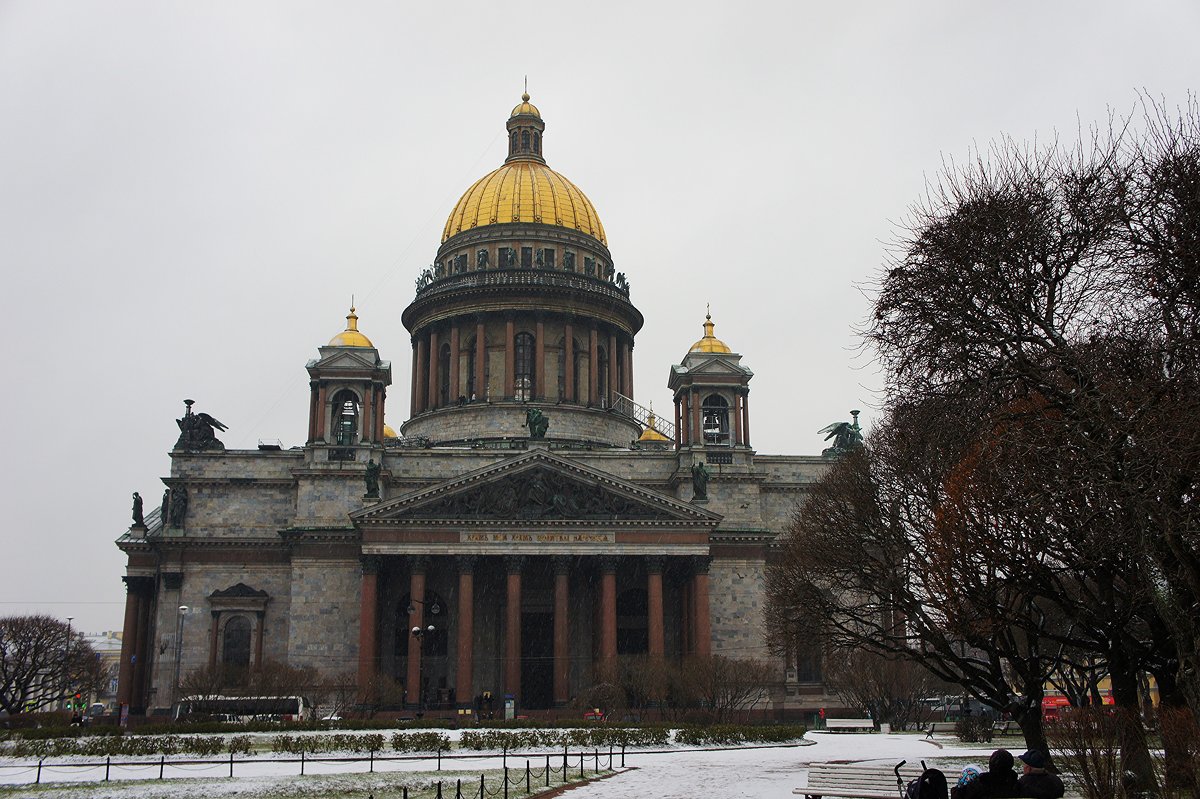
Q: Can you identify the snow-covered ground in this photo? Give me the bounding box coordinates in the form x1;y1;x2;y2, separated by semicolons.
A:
0;730;1001;798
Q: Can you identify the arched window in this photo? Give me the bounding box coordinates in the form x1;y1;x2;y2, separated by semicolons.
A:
222;615;252;675
332;390;359;446
514;332;535;401
533;131;541;154
702;394;730;444
510;131;518;154
521;130;530;151
596;346;609;407
438;342;451;407
466;337;477;401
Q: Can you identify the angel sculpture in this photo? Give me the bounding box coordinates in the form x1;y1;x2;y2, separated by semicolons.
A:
174;399;229;451
819;409;863;457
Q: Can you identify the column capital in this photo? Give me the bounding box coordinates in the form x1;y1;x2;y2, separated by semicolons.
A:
455;554;478;573
361;555;383;576
551;555;572;576
504;554;526;574
691;555;712;575
596;554;619;574
644;555;665;575
122;575;155;595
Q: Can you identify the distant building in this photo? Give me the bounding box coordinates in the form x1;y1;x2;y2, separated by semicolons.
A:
116;95;837;718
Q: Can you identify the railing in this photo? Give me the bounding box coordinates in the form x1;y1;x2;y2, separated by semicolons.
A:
1;746;622;793
414;269;632;304
611;392;676;441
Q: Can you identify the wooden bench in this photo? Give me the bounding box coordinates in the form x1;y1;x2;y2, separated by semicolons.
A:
794;762;922;798
991;719;1020;735
824;718;876;732
924;721;957;737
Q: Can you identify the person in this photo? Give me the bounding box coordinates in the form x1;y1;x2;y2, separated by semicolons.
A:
1015;749;1064;799
952;749;1018;798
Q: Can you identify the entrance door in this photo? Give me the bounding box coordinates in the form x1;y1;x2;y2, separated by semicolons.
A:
521;612;554;709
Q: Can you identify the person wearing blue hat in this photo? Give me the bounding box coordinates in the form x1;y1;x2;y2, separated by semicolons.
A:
952;748;1018;798
1016;749;1064;798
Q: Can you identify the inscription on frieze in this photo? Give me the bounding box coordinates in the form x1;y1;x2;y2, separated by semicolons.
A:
459;531;616;544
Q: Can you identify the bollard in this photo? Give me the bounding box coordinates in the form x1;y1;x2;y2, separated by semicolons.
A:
621;744;625;768
526;760;531;792
159;754;165;780
436;780;443;799
563;744;568;776
502;743;507;771
594;748;598;774
480;773;485;799
504;766;509;799
403;786;408;799
546;753;550;787
456;777;462;799
301;749;305;776
579;752;584;779
36;758;42;784
230;750;235;778
106;755;111;782
438;746;442;771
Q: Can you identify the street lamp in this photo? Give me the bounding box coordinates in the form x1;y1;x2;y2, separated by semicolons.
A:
64;617;74;712
410;624;436;717
172;606;188;707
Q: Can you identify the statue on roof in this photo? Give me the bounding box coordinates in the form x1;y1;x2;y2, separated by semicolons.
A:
365;458;381;498
525;408;549;439
131;492;144;527
819;410;864;456
174;399;227;451
691;461;710;501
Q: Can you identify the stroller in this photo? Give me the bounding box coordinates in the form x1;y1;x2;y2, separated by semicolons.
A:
894;760;948;799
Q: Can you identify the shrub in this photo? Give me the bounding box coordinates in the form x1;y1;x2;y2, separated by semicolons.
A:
955;716;993;744
392;732;451;752
227;735;254;755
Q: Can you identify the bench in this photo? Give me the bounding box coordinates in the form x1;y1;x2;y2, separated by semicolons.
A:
794;762;923;798
824;718;876;732
925;721;957;737
991;720;1020;735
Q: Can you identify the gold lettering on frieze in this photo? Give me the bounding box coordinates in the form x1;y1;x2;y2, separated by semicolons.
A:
458;531;616;544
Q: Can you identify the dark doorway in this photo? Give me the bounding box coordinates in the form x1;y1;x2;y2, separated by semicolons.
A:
521;612;554;709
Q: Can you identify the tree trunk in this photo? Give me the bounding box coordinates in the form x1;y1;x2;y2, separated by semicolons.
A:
1110;655;1160;798
1152;665;1198;798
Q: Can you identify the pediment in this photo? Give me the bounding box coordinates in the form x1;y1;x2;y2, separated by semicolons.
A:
353;450;720;525
311;349;382;371
686;357;752;376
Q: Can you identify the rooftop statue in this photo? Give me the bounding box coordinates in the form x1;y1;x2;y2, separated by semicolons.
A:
525;408;549;439
131;492;144;527
819;409;864;456
691;461;710;501
174;399;228;451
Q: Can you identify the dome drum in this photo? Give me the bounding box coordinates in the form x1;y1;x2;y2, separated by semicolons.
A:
400;401;641;447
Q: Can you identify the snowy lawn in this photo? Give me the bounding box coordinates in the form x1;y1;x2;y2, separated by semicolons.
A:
0;729;1006;799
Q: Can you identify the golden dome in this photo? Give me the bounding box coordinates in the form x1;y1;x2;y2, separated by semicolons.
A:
511;92;541;119
383;424;397;439
442;160;606;245
638;407;670;442
328;306;374;348
689;309;732;354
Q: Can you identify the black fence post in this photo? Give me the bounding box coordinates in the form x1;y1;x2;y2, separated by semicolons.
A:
609;744;613;770
504;766;509;799
300;750;305;776
594;749;598;774
563;745;568;776
438;746;442;771
456;777;462;799
479;773;485;799
159;754;165;780
403;786;409;799
36;758;42;784
105;756;111;782
437;780;443;799
579;752;584;779
621;744;625;768
229;751;234;778
546;753;550;787
526;760;530;793
503;743;507;771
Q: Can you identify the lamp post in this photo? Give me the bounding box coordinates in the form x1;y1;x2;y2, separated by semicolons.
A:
64;616;74;712
410;624;435;717
172;605;188;707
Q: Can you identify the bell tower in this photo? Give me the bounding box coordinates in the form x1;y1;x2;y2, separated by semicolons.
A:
306;306;392;455
668;309;753;450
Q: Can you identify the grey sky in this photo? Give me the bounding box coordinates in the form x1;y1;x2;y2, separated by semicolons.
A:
1;1;1196;632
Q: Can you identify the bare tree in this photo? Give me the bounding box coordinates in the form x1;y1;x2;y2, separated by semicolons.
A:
681;655;774;724
823;647;953;731
0;614;98;715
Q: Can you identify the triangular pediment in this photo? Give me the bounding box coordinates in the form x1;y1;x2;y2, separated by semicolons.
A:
310;349;382;371
686;357;752;376
353;450;720;525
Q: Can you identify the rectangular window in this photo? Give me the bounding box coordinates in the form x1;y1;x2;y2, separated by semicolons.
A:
563;251;575;271
584;257;595;276
453;254;467;274
541;249;555;268
521;247;533;268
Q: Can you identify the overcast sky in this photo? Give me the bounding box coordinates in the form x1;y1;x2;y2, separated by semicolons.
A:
1;1;1196;633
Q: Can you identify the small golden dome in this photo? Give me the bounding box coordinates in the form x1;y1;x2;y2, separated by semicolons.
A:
689;308;732;354
442;160;606;245
511;92;541;119
638;408;671;442
383;424;397;439
328;306;374;348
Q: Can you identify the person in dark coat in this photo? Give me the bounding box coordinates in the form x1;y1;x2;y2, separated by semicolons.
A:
1015;750;1065;799
952;748;1018;798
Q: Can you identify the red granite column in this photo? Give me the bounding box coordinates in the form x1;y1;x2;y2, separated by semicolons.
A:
691;389;702;446
588;327;599;405
552;556;570;706
733;392;744;446
357;556;380;702
449;325;461;403
308;382;319;443
742;393;750;447
563;321;575;401
675;396;684;447
599;556;618;664
455;556;476;709
405;557;427;708
131;588;152;711
623;340;634;400
426;329;440;410
681;577;692;655
693;557;712;657
646;557;665;659
410;339;419;415
607;332;618;406
535;318;545;399
504;556;524;701
414;336;428;414
376;386;387;441
116;576;149;711
474;320;486;400
315;382;328;440
504;318;515;399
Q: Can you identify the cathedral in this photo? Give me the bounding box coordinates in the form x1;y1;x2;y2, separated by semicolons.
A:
115;94;835;719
